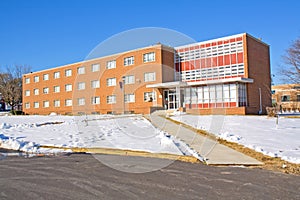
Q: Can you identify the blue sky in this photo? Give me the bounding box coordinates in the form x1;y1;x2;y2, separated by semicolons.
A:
0;0;299;84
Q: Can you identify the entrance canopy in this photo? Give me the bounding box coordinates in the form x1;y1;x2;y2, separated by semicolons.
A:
146;77;253;89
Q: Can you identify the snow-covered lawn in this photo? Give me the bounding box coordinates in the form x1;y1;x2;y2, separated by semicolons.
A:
171;114;300;164
0;115;194;156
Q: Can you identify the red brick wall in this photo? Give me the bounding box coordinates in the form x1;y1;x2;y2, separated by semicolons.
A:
244;34;272;114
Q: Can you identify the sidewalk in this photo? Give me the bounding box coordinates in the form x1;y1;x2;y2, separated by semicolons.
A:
145;111;263;165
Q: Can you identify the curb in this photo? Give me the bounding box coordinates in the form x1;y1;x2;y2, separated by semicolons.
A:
40;145;200;163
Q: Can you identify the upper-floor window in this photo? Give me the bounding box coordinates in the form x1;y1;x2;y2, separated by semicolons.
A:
91;64;100;72
106;78;116;86
43;87;49;94
106;60;116;69
65;69;72;77
54;71;60;79
34;76;39;83
65;84;72;92
54;86;60;93
91;96;100;105
124;56;134;66
144;72;156;82
33;88;39;95
77;66;85;74
91;80;100;88
124;75;135;84
297;94;300;102
25;90;30;97
281;95;290;102
77;82;86;90
143;52;155;63
25;77;30;84
43;74;49;81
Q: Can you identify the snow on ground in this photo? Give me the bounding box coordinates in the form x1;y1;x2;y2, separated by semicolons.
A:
171;113;300;164
0;115;195;157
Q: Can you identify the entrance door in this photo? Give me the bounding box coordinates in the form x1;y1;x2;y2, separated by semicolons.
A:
164;89;179;110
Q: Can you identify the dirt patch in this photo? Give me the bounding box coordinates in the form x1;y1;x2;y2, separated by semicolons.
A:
165;116;300;176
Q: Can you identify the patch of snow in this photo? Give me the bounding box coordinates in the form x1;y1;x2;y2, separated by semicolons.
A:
171;115;300;164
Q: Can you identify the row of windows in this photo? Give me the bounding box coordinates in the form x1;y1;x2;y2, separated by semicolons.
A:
24;92;156;109
184;83;246;104
24;72;157;96
175;41;243;62
25;53;156;84
181;64;245;81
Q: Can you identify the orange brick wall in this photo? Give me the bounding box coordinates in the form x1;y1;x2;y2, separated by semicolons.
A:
23;44;175;115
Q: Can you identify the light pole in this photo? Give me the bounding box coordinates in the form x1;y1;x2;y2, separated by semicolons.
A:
122;76;126;114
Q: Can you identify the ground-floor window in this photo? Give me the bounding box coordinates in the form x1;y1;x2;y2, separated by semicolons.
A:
184;83;247;108
144;92;156;102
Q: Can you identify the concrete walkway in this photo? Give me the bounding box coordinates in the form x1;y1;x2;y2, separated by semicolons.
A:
145;111;263;165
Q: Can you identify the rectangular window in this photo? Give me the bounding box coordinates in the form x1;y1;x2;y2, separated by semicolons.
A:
65;69;72;77
143;52;155;62
125;94;135;103
77;98;85;106
43;74;49;81
25;90;30;97
144;72;156;82
297;95;300;102
107;95;116;104
34;76;39;83
25;77;30;84
106;78;116;86
43;87;49;94
281;95;290;102
91;96;100;105
34;102;39;108
43;101;49;108
25;102;30;109
77;66;85;74
91;64;100;72
77;82;86;90
106;60;116;69
54;100;60;107
54;71;60;79
124;56;134;66
144;92;156;102
91;80;100;88
124;75;135;84
54;86;60;93
34;89;39;95
65;84;72;92
65;99;72;106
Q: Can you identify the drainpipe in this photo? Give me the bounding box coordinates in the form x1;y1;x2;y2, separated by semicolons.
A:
258;88;262;115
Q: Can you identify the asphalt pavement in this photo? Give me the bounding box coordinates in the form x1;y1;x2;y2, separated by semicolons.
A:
0;154;299;200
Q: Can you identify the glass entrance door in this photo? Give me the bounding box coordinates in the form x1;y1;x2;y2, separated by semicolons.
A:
164;89;179;110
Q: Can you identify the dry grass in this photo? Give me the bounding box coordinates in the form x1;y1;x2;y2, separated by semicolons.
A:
165;116;300;175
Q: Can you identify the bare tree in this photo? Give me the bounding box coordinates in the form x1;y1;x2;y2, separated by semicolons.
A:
280;37;300;84
0;65;31;111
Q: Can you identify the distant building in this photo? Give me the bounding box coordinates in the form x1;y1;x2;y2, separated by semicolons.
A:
22;33;271;115
272;84;300;110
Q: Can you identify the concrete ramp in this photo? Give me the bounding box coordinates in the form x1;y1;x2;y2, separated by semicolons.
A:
146;111;263;165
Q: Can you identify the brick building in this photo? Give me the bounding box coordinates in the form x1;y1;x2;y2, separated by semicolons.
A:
272;84;300;111
23;33;272;115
